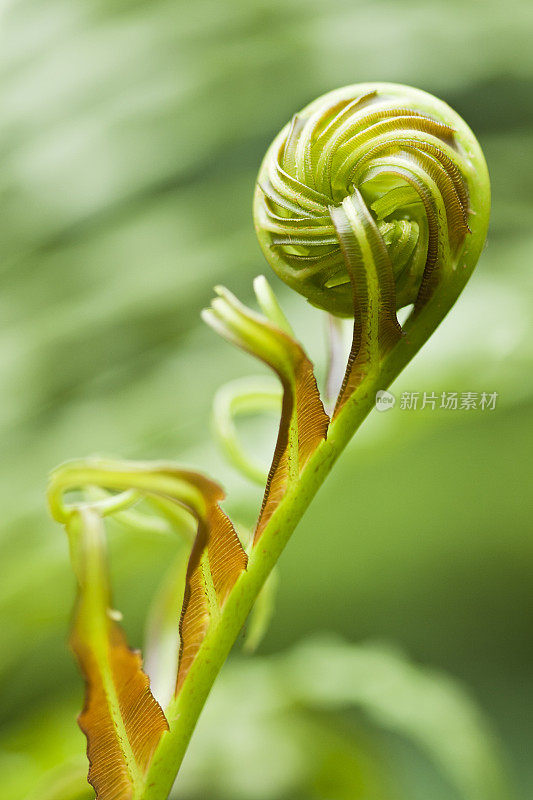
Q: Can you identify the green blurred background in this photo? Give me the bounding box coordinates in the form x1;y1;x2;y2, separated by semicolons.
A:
1;0;532;798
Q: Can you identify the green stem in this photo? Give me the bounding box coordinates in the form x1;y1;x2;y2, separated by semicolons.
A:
142;305;435;800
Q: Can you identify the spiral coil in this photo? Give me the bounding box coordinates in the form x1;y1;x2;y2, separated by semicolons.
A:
254;83;476;319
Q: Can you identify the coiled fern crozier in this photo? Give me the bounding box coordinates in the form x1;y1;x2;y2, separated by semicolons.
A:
48;83;490;800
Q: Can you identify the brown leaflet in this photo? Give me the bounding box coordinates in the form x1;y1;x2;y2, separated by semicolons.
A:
255;345;330;540
68;508;168;800
76;631;168;800
202;285;329;544
175;481;247;693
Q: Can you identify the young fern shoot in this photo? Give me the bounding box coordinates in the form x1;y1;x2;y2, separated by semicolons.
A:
48;82;490;800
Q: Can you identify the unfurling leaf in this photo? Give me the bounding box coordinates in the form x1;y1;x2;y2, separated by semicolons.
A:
203;276;329;542
67;507;168;800
212;375;282;486
49;459;248;701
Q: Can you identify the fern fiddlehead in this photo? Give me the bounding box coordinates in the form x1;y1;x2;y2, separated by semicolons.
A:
48;83;490;800
254;83;490;408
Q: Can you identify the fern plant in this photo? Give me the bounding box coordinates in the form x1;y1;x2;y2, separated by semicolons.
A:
47;82;490;800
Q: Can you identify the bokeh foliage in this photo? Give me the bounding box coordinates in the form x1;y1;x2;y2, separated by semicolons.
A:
0;0;532;798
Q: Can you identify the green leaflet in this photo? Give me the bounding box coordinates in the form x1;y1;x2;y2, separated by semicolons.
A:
212;375;282;486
